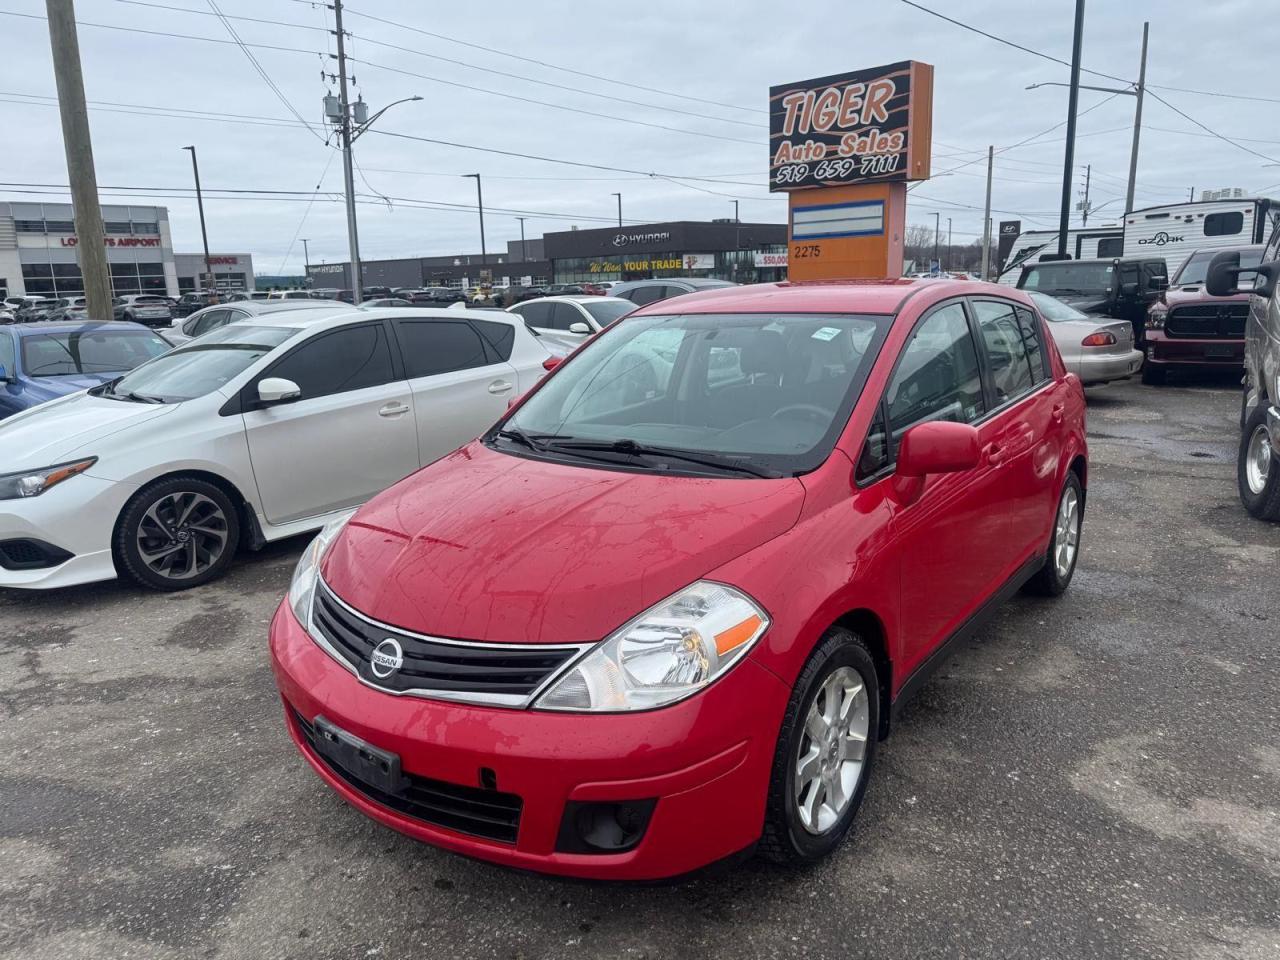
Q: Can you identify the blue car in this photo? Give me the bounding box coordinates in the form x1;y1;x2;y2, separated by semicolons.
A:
0;321;172;420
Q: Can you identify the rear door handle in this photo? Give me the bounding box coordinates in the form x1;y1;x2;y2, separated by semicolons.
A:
985;443;1005;466
1051;402;1066;423
378;402;410;417
488;380;513;394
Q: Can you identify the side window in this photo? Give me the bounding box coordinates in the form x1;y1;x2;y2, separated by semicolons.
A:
1014;307;1048;382
264;323;396;400
469;318;515;362
625;285;666;307
1097;237;1123;258
547;303;580;332
885;302;986;455
396;320;491;378
856;403;889;482
973;300;1035;403
193;309;229;335
0;333;14;375
518;301;553;328
1204;211;1243;237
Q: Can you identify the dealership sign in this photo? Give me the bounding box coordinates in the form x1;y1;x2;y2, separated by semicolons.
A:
753;251;789;268
59;236;161;248
611;231;671;247
769;61;933;192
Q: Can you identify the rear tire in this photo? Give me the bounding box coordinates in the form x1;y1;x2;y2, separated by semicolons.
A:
1025;472;1084;596
1141;362;1167;386
760;629;879;866
114;476;241;590
1238;404;1280;522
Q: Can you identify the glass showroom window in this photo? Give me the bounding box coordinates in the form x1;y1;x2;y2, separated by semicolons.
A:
21;263;55;295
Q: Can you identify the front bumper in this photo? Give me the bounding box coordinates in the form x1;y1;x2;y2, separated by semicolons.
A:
1078;349;1143;385
1144;331;1244;369
0;473;131;588
269;602;790;880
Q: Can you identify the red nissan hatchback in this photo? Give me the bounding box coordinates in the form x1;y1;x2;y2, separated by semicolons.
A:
270;279;1087;880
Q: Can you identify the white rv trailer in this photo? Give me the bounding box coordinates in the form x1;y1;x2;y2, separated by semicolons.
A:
1122;197;1278;275
997;227;1124;284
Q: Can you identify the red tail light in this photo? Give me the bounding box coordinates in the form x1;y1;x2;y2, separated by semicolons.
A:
543;356;562;371
1081;331;1117;347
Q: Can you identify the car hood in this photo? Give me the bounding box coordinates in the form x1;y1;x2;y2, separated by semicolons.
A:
1161;285;1251;308
321;441;806;644
0;390;178;471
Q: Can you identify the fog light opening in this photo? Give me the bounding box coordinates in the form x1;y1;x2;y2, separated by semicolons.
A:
556;799;657;854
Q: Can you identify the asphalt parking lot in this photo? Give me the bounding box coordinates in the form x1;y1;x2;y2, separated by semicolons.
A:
2;373;1277;960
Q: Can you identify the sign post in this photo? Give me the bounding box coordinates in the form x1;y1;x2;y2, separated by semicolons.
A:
770;61;933;281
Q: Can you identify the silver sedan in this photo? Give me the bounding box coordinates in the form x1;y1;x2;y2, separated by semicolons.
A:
1030;292;1143;386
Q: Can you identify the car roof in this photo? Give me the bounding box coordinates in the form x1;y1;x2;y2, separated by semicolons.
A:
194;299;344;317
10;320;158;336
238;304;525;333
516;295;611;305
626;278;1029;317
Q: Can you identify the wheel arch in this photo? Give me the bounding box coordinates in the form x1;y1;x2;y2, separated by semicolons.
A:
829;607;893;741
111;468;262;552
1068;453;1087;509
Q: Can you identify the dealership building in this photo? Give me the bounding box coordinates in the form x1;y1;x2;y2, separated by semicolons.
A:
306;219;789;290
0;201;253;298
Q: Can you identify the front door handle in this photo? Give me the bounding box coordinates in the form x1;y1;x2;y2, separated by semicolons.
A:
488;380;513;395
985;442;1005;466
378;402;410;417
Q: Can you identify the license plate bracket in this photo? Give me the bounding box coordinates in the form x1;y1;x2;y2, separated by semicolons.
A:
312;715;405;795
1204;345;1233;359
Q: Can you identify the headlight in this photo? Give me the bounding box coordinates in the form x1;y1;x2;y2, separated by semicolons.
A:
288;510;356;627
0;458;97;500
534;581;769;712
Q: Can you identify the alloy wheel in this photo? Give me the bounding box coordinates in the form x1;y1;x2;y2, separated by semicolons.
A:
134;491;230;581
1245;424;1272;496
794;666;869;834
1054;486;1081;579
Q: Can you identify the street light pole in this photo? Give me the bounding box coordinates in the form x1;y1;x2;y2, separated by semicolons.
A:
182;145;216;298
515;216;527;262
1057;0;1086;259
464;174;486;265
301;238;310;269
612;192;622;228
946;218;952;270
732;200;739;223
330;0;363;301
981;145;994;280
932;211;940;269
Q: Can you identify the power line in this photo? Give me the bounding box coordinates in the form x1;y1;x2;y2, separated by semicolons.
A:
277;150;336;274
205;0;325;141
340;4;765;116
1146;89;1280;165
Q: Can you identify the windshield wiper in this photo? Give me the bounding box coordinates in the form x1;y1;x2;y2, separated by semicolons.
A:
544;438;778;478
99;381;162;403
494;426;566;451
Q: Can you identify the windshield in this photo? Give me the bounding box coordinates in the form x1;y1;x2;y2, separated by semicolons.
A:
1173;248;1263;286
581;299;635;327
1021;262;1113;295
1028;292;1090;322
21;329;170;377
494;312;890;477
108;324;296;402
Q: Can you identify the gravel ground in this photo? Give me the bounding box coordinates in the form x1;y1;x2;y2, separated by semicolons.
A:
1;372;1277;960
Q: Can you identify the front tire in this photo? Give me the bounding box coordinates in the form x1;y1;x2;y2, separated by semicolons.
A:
760;629;879;865
1025;471;1084;596
114;476;240;590
1238;404;1280;521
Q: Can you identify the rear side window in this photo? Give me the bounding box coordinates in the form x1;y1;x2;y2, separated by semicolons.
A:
515;301;553;327
264;323;396;399
885;302;986;456
396;319;491;377
972;300;1036;403
1014;307;1049;381
1204;212;1243;237
470;318;515;362
623;285;667;306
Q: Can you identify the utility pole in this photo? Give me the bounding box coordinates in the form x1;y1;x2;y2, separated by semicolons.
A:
932;211;940;269
1124;21;1148;214
45;0;112;319
981;145;994;280
515;217;527;261
946;218;952;270
331;0;362;301
464;174;486;264
1055;0;1086;259
182;145;216;298
612;192;622;228
301;238;310;269
1189;186;1195;202
1081;164;1092;226
731;200;740;223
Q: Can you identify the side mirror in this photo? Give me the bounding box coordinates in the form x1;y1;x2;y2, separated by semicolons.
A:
257;377;301;406
1150;276;1168;292
891;420;981;505
1208;250;1279;299
568;321;591;335
1119;281;1139;297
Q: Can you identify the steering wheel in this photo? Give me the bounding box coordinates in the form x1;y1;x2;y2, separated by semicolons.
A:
772;404;832;424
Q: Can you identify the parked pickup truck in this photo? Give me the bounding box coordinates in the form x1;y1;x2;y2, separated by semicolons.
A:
1206;241;1280;521
1016;256;1169;346
1140;245;1263;385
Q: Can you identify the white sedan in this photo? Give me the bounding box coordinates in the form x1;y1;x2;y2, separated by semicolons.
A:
0;306;553;590
507;295;635;347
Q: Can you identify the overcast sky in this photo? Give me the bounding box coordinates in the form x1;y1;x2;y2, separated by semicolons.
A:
4;0;1279;274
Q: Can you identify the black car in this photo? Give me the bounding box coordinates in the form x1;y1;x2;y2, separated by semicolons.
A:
1017;256;1168;341
175;292;214;317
